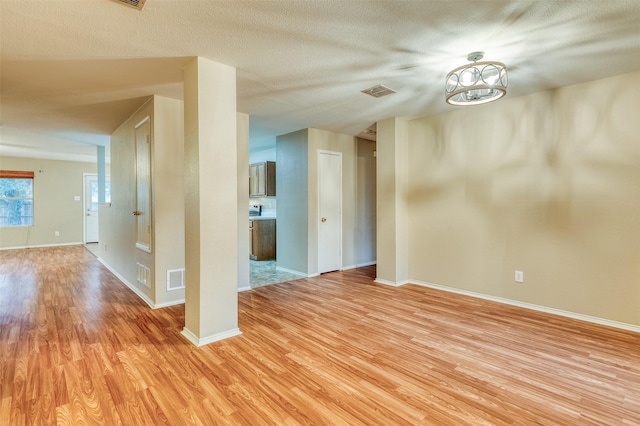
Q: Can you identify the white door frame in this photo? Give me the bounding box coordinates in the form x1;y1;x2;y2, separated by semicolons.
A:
317;149;342;274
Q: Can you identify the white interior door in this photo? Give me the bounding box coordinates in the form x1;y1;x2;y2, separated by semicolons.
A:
84;174;99;243
318;150;342;274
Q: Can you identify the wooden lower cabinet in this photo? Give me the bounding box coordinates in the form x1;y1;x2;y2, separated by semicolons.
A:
250;219;276;260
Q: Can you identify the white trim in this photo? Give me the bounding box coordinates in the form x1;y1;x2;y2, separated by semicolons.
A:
275;266;309;277
134;115;150;129
97;259;185;309
0;242;83;251
153;299;185;309
410;279;640;334
166;268;185;291
237;286;252;292
374;278;410;287
136;242;152;253
342;261;377;270
307;273;320;278
97;257;155;308
181;327;242;347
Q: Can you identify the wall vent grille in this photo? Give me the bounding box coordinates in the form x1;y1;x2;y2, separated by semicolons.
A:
136;263;151;288
167;269;185;291
111;0;146;10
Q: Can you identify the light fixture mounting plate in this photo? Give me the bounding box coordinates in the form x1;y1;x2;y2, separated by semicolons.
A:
467;52;484;62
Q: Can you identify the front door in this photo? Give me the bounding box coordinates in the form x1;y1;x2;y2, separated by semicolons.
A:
84;174;99;243
318;150;342;274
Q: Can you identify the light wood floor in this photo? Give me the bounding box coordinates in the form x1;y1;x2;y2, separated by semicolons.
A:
1;246;639;425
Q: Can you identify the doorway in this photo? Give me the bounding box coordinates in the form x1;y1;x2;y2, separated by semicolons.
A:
84;174;99;243
318;150;342;274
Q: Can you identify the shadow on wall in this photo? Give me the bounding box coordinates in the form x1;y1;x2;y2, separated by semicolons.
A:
405;72;640;325
410;77;638;229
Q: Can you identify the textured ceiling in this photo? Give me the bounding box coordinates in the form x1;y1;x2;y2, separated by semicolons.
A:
1;0;640;162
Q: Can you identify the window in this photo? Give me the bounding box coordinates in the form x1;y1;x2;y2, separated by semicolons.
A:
0;170;34;227
86;176;111;210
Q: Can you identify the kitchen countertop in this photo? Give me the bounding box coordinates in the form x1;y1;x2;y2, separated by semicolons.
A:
249;216;276;221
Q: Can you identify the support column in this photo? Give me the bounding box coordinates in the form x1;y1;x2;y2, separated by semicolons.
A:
375;117;409;286
182;57;240;346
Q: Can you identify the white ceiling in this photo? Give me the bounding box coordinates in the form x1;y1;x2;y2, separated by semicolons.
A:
1;0;640;162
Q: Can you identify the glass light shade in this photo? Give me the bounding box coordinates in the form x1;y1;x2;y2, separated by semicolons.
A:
445;61;507;105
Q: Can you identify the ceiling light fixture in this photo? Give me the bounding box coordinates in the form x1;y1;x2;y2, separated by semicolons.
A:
445;52;507;106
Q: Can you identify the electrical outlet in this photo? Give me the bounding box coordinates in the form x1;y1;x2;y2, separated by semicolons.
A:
515;270;524;283
55;231;60;237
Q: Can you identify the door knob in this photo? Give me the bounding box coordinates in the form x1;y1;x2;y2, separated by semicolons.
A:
321;217;326;223
133;211;141;216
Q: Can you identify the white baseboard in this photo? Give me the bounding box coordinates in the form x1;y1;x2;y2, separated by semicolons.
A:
374;278;410;287
275;266;309;277
237;286;252;292
0;242;83;251
154;299;185;309
97;257;155;308
341;261;377;270
97;257;183;310
181;327;242;347
410;279;640;334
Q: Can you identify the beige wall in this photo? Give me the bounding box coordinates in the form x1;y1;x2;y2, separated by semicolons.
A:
152;96;186;306
404;71;640;326
0;156;95;248
99;96;186;308
101;98;153;301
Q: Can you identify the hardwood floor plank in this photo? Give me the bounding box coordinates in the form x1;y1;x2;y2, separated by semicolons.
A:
136;388;170;425
1;246;639;425
55;403;72;426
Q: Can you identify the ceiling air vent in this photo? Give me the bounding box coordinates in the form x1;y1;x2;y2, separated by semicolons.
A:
361;84;397;98
112;0;146;10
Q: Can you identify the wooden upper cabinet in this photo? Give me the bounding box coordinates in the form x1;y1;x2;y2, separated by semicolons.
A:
249;161;276;197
